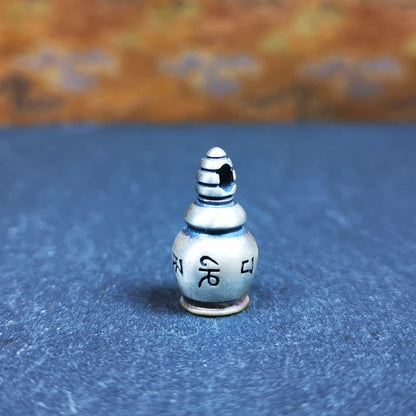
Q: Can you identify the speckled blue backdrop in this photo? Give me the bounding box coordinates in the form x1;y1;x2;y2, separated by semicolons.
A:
0;124;415;415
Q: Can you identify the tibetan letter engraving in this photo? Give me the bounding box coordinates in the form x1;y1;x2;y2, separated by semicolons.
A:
172;252;183;275
241;257;254;274
198;256;220;287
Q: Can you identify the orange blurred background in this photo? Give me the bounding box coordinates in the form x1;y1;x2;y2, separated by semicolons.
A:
1;0;416;124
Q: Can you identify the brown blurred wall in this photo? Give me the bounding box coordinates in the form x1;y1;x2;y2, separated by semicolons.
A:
1;0;416;124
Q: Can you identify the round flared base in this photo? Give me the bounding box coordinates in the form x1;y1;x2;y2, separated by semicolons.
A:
179;295;250;317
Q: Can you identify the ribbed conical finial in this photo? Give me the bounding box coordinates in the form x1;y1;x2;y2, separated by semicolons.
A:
196;147;236;203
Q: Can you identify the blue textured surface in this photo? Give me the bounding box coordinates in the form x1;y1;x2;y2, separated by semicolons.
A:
1;124;416;415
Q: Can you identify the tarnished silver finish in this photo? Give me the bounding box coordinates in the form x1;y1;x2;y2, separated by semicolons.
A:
172;147;258;316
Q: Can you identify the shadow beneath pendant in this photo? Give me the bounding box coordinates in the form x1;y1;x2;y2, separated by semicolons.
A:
124;284;183;315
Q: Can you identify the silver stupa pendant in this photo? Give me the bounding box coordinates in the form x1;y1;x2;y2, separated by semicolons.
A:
172;147;258;317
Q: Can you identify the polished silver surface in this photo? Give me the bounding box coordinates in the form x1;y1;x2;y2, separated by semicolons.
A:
184;202;247;230
172;147;258;317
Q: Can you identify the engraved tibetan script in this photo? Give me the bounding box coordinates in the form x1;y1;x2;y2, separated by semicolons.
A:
172;252;183;275
198;256;220;287
241;257;254;274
